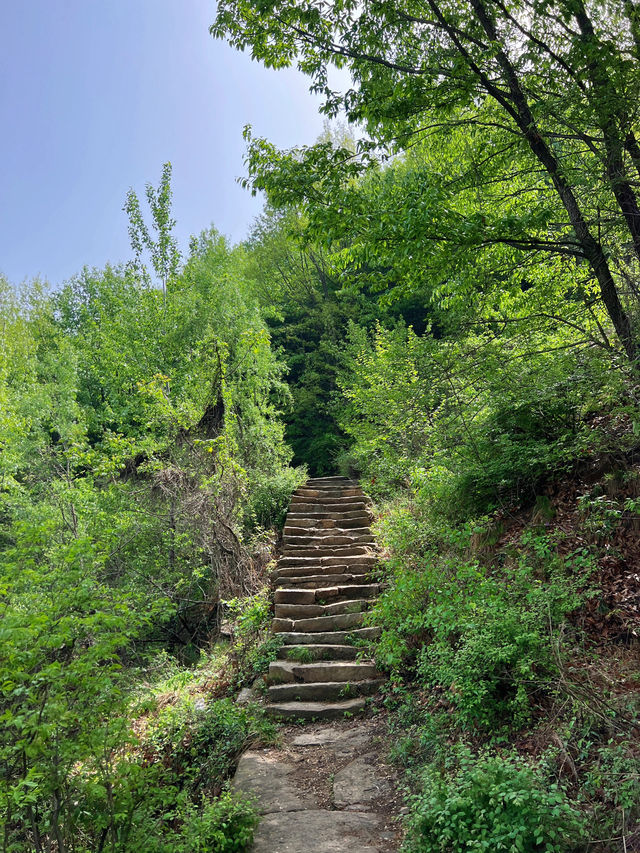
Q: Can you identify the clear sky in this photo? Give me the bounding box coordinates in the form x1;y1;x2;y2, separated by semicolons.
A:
0;1;334;287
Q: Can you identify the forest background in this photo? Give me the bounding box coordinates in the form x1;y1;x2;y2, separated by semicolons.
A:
4;0;640;850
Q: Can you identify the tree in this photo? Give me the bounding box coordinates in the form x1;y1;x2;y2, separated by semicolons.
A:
212;0;640;363
123;161;180;299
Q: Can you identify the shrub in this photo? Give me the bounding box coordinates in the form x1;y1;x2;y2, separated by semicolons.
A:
371;538;588;729
578;737;640;843
180;790;259;853
145;697;274;793
225;588;283;689
244;467;306;531
403;749;585;853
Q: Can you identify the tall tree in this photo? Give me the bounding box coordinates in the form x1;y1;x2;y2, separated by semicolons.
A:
213;0;640;362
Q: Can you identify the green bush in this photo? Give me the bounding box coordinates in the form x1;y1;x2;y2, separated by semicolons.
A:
95;780;258;853
225;588;284;689
403;750;585;853
180;790;259;853
146;697;273;793
371;536;588;730
578;737;640;843
244;467;307;531
417;597;546;729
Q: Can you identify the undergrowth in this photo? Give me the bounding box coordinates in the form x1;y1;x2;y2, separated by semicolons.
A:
363;442;640;851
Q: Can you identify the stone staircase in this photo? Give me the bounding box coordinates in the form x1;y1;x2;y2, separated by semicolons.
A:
265;476;384;720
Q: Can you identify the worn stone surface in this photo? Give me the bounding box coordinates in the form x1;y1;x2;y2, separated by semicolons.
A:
233;717;401;851
251;809;384;853
263;697;367;720
269;660;378;684
333;752;394;808
233;752;316;814
291;724;371;750
267;677;384;703
235;687;258;706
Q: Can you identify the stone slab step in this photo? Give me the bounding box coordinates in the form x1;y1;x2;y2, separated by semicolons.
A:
274;574;374;589
284;525;372;535
291;493;369;504
290;495;368;505
286;511;371;524
290;501;369;514
277;644;359;661
278;555;377;569
268;660;378;684
267;679;384;703
284;519;371;534
275;563;351;579
274;569;370;585
265;698;367;720
272;611;365;634
278;626;382;645
306;476;354;484
283;534;375;547
313;584;381;601
282;545;373;558
295;487;363;499
274;585;380;604
275;599;370;619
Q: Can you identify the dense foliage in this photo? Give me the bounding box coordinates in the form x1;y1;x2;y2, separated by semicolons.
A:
210;3;640;850
0;170;297;850
5;1;640;848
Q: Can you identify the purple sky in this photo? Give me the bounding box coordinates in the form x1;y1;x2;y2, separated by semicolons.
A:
0;1;337;287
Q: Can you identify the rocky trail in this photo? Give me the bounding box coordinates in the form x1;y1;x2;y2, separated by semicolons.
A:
234;477;402;851
234;717;403;852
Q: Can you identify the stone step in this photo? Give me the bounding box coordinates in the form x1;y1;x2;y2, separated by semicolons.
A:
284;529;374;540
278;555;377;569
285;520;371;532
267;679;384;703
275;599;370;619
277;644;359;661
268;660;378;684
274;585;380;605
294;487;363;499
313;584;381;601
275;563;353;579
289;497;370;514
284;518;371;533
291;492;369;503
278;626;382;645
290;501;370;513
286;511;371;523
272;611;366;634
283;533;375;547
282;545;373;558
265;697;367;720
306;476;354;484
274;574;374;589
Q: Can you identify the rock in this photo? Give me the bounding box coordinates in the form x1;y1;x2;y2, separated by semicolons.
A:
268;660;379;684
233;752;316;814
333;753;393;808
267;678;384;703
291;725;371;750
236;687;258;706
264;697;367;720
251;809;384;853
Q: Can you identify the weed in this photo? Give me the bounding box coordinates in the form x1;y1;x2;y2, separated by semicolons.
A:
403;748;585;853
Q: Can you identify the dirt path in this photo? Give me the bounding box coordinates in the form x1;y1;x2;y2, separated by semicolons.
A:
233;714;403;852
